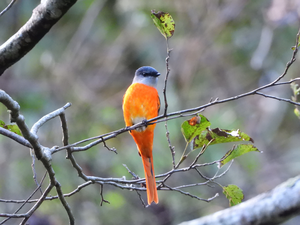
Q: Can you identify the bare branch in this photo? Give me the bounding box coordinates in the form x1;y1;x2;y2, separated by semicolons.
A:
31;102;71;135
163;40;172;115
0;181;93;204
59;111;91;182
0;89;43;159
19;183;53;224
30;149;43;195
54;181;74;224
135;190;147;207
0;0;17;17
163;183;219;202
188;144;209;169
255;92;300;105
0;127;32;148
123;164;140;180
99;184;110;206
165;119;176;168
273;77;300;86
0;0;77;75
101;137;118;154
0;90;76;224
0;172;47;224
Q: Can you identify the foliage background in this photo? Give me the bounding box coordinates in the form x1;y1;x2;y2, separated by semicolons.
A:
0;0;300;224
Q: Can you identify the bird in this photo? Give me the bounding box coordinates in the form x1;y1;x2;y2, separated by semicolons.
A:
122;66;160;205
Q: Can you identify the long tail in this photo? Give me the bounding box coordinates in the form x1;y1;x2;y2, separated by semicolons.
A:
141;154;159;205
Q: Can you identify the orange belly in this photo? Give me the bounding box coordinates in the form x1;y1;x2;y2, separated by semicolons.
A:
122;83;160;157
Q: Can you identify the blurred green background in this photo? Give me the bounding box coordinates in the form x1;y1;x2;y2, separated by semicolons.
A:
1;0;300;224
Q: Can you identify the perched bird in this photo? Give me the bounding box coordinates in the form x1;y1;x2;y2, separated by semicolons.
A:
122;66;160;205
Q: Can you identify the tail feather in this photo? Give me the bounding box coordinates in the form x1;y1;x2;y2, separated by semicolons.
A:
141;155;159;204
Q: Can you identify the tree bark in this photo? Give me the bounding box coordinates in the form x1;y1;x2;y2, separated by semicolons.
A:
179;176;300;225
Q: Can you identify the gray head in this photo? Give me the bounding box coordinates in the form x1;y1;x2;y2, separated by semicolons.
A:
132;66;160;88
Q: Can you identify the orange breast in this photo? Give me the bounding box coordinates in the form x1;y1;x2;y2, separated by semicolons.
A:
123;83;160;128
123;83;160;157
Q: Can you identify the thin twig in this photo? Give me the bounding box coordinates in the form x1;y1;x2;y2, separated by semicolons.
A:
123;164;140;180
19;183;54;224
59;112;90;181
273;77;300;86
188;144;209;169
255;92;300;105
55;181;75;224
163;39;172;115
0;0;17;17
165;119;176;168
0;172;47;224
135;190;147;207
162;40;176;168
31;102;71;135
99;184;110;206
30;149;43;194
194;168;212;181
163;183;219;202
101;137;117;154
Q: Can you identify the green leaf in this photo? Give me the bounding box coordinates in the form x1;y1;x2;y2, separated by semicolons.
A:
181;115;255;150
0;120;5;128
151;10;175;39
291;35;300;50
193;128;254;149
223;184;244;206
181;115;211;143
6;124;22;136
0;120;22;136
294;108;300;119
291;82;300;96
218;144;261;168
290;83;300;119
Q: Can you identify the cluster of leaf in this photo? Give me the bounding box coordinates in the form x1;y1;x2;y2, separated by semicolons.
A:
181;114;261;206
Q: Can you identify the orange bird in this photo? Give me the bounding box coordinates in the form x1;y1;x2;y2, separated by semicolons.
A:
123;66;160;205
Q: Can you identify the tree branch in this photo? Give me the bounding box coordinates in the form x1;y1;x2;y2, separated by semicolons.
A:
0;127;32;148
0;172;47;224
178;176;300;225
0;0;17;17
0;89;75;224
31;103;71;135
0;0;77;75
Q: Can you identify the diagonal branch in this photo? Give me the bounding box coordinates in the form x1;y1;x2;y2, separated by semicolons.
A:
0;0;17;17
0;0;77;75
0;89;75;224
31;103;71;135
0;172;47;225
255;91;300;105
0;127;32;148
